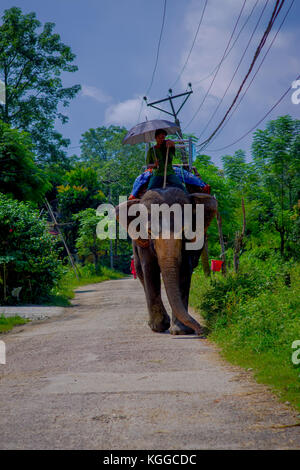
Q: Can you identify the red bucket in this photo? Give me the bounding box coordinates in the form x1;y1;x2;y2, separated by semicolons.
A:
211;260;223;272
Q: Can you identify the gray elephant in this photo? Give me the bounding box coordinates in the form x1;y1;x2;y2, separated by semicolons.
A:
116;187;217;336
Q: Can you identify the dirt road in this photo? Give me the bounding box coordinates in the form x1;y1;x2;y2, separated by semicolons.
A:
0;278;299;449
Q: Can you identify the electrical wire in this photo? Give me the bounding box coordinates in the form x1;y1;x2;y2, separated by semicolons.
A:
197;0;286;149
194;0;260;86
198;0;294;151
203;73;300;153
137;0;167;123
171;0;208;89
184;0;248;130
197;0;268;141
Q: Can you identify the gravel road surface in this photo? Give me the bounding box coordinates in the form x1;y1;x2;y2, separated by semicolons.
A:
0;278;299;449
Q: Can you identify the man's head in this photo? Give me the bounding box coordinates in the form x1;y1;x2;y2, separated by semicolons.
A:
155;129;167;146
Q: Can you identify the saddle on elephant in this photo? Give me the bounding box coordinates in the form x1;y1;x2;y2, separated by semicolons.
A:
128;129;210;200
128;165;211;200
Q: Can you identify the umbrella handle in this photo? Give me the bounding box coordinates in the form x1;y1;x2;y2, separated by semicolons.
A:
163;146;169;189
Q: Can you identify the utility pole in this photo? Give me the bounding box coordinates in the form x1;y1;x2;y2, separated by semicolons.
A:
144;85;193;165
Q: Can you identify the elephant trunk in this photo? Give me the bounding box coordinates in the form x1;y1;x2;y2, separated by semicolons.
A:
160;260;203;335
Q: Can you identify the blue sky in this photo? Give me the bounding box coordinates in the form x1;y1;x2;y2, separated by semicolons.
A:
1;0;299;166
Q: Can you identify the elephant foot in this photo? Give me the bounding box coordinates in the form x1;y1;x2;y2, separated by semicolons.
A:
169;322;195;335
170;319;206;336
148;315;170;333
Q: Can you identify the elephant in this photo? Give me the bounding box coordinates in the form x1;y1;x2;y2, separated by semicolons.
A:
116;187;217;336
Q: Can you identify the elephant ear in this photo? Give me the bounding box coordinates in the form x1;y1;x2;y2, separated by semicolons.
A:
115;199;150;248
190;193;218;232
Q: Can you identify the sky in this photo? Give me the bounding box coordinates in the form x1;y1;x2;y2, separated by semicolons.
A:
0;0;299;166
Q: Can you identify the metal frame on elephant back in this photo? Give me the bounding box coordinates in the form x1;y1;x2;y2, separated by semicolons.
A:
134;181;210;200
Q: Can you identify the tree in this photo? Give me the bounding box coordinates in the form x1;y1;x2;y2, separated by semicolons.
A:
252;115;300;256
0;7;80;164
80;126;145;204
0;193;63;304
221;150;249;189
0;119;50;202
194;154;239;237
80;126;129;165
74;208;110;269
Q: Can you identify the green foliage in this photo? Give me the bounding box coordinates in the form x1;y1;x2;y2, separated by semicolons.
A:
251;115;300;256
57;166;106;217
74;208;110;268
222;149;249;188
194;153;240;255
50;263;125;306
190;256;300;410
0;119;50;201
0;314;29;333
80;126;128;165
0;193;64;304
0;7;80;164
80;126;145;204
55;166;106;252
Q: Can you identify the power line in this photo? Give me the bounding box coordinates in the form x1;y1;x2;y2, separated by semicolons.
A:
197;0;286;149
184;0;248;130
198;0;294;150
203;73;300;153
171;0;208;89
197;0;269;141
194;0;260;87
137;0;167;123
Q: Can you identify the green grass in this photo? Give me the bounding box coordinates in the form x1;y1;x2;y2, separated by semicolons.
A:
48;264;126;307
190;261;300;412
0;314;29;333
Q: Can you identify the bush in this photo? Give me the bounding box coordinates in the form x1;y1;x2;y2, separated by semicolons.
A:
190;258;300;409
191;256;300;362
0;193;64;304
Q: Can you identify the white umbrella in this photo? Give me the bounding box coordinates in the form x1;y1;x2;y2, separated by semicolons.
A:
122;119;180;145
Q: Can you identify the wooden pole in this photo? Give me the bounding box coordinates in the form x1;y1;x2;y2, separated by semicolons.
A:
233;198;246;273
44;198;79;280
216;211;226;275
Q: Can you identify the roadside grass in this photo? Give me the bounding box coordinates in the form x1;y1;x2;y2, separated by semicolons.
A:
190;261;300;413
0;314;29;334
48;264;126;307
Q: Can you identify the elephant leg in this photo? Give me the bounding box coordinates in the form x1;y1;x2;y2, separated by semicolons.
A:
138;247;170;333
169;255;194;335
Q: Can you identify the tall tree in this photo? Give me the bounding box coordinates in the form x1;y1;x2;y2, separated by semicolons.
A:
0;7;80;164
222;150;248;188
80;126;145;204
252;115;300;256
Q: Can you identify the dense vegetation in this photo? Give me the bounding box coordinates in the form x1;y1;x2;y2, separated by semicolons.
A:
189;115;300;410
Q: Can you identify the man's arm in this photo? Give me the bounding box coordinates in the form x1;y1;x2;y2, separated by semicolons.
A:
146;148;158;169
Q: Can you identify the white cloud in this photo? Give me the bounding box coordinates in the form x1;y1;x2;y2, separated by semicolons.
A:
177;0;297;126
81;85;111;103
104;96;161;128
